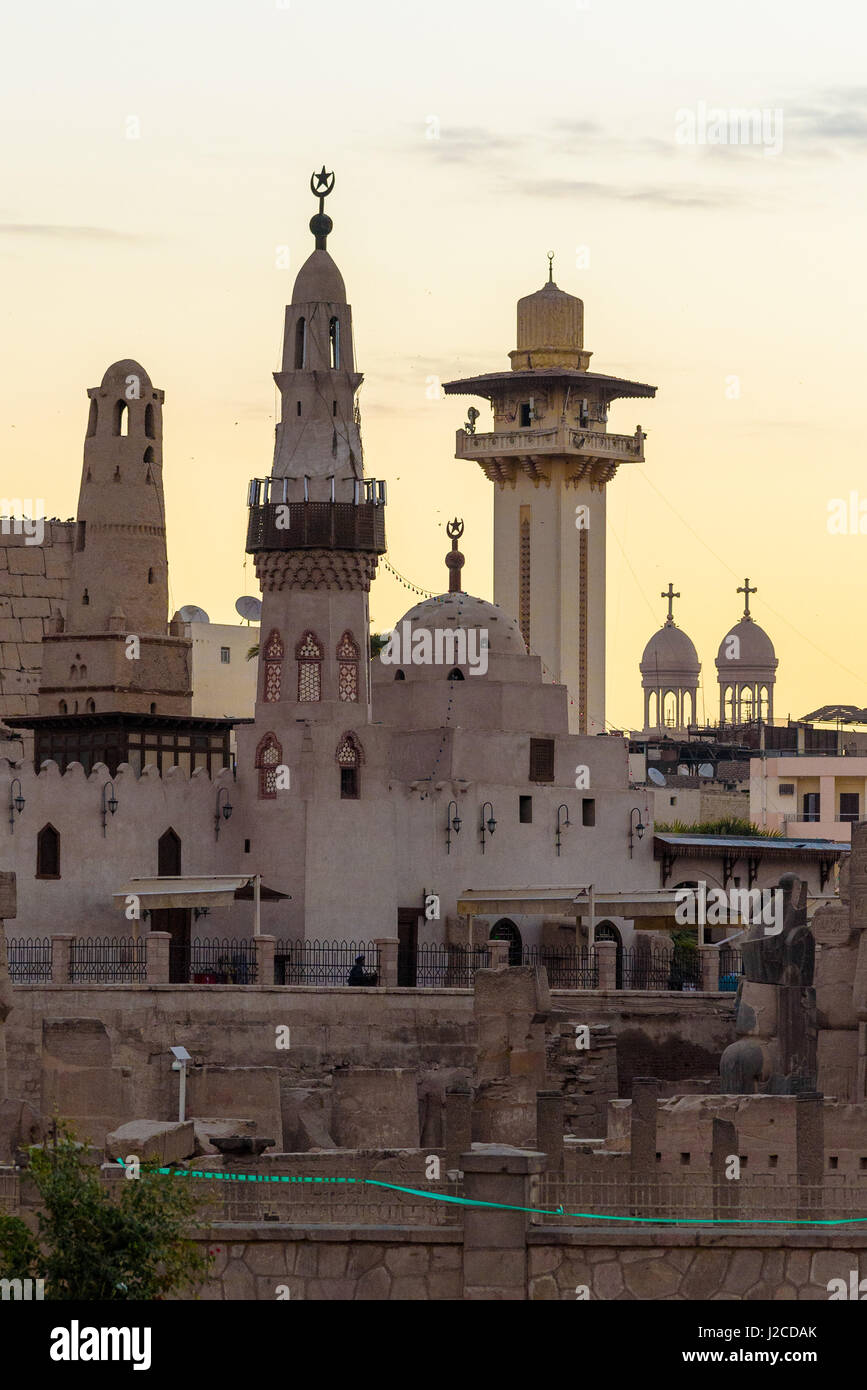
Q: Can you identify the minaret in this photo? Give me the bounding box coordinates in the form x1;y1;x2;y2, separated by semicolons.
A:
37;359;191;716
245;168;387;727
444;256;656;734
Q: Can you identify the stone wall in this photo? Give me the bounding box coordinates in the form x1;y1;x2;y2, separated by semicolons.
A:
0;521;73;744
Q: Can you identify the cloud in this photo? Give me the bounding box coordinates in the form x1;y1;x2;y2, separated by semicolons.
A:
504;176;734;209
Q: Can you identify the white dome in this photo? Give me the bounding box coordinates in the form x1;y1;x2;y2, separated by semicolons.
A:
640;622;700;679
715;617;777;672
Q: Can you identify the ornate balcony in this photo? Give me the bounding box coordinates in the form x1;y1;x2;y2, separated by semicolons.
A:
246;494;386;554
454;423;646;486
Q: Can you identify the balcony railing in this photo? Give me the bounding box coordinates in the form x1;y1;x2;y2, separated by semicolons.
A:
455;423;644;463
246;488;386;554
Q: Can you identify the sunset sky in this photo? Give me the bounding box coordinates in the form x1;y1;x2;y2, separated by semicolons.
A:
3;0;867;729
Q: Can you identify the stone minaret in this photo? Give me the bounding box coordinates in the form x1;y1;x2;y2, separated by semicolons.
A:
38;359;191;715
444;258;656;735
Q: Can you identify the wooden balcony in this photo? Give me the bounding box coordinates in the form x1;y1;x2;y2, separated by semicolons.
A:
246;499;386;554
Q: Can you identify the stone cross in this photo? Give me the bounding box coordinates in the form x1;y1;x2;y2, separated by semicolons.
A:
661;583;679;624
738;577;757;618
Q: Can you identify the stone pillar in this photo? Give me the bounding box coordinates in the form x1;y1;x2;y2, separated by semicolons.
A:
796;1091;824;1221
146;931;170;985
487;939;510;971
711;1116;740;1223
374;937;398;988
461;1145;546;1300
444;1085;472;1172
536;1090;564;1172
51;934;74;985
254;934;275;985
700;946;718;993
630;1077;661;1219
595;939;617;990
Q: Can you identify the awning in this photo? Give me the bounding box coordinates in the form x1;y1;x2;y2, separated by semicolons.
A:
112;876;290;910
457;887;682;923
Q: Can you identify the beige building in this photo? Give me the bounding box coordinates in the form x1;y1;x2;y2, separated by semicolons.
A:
751;754;867;842
183;620;259;719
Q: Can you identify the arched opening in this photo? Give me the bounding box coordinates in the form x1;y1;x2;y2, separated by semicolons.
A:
263;628;285;703
255;732;282;800
394;669;406;681
144;403;155;439
336;731;362;799
329;316;340;369
740;685;754;721
144;445;155;464
594;920;623;988
295;317;307;369
114;400;128;436
155;828;188;981
663;690;678;727
149;702;156;714
86;698;95;713
82;589;90;606
296;631;322;702
86;398;98;438
490;918;522;965
447;668;465;681
147;567;154;584
59;700;67;714
36;823;61;879
336;630;360;702
158;827;182;875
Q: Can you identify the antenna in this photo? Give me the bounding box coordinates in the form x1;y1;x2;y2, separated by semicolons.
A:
178;604;210;623
698;762;714;778
465;406;480;435
647;767;666;787
235;596;262;624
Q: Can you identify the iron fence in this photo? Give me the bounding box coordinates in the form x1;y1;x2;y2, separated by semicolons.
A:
718;946;743;991
187;1173;463;1226
5;937;52;984
170;938;258;985
69;936;147;984
402;942;490;988
521;945;597;989
274;939;379;986
535;1173;863;1226
0;1171;20;1213
621;944;702;991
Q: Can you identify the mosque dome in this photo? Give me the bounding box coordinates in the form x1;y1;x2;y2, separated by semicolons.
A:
99;359;154;393
510;268;591;371
292;249;347;305
396;592;527;660
714;617;777;673
640;623;700;681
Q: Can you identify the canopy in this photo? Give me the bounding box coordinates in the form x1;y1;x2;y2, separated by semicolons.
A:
112;875;290;910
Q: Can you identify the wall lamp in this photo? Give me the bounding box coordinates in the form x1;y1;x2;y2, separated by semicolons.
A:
480;801;497;854
8;777;25;832
101;780;118;838
556;803;571;857
446;799;462;854
629;806;646;859
215;786;233;840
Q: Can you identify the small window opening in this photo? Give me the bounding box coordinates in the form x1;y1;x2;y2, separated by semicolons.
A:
329;316;340;368
82;590;90;606
582;798;595;827
341;766;359;799
519;795;533;824
150;702;157;714
296;401;302;416
394;669;406;681
86;398;98;437
114;400;128;436
447;668;465;681
147;568;154;584
295;317;306;368
220;646;231;664
332;400;337;416
244;838;251;854
520;402;532;427
144;403;155;438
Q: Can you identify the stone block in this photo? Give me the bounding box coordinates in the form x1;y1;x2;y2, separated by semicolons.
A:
105;1119;196;1164
22;577;63;598
186;1067;283;1148
16;643;43;670
0;620;22;642
332;1068;419;1148
356;1266;391;1300
7;549;45;575
20;618;46;643
192;1116;258;1156
10;597;49;618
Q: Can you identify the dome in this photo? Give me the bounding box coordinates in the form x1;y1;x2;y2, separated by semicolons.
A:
292;249;346;305
715;617;777;671
516;279;584;353
640;623;700;679
99;359;153;393
395;592;527;662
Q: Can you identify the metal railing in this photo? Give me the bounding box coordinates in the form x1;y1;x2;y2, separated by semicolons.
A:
69;936;146;984
187;1174;464;1227
621;944;701;991
170;938;258;985
521;945;598;989
274;939;379;986
717;946;743;991
5;937;52;984
401;942;490;988
535;1173;860;1226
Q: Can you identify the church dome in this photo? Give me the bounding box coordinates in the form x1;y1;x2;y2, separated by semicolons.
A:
640;623;700;679
292;249;346;305
715;617;777;672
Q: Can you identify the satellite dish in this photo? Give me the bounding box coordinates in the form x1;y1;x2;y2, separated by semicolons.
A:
647;767;666;786
178;604;210;623
235;596;262;623
698;762;715;778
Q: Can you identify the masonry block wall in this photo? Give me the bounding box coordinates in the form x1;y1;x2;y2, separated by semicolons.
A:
0;521;74;739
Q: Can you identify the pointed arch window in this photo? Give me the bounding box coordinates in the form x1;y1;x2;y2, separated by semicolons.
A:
263;628;284;703
336;630;360;702
329;317;340;369
114;401;129;437
336;731;362;799
296;630;323;702
36;823;61;879
295;317;307;369
86;398;98;438
255;732;282;800
144;403;155;439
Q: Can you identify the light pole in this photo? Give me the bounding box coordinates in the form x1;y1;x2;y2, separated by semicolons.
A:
101;781;118;837
628;807;646;859
8;778;24;832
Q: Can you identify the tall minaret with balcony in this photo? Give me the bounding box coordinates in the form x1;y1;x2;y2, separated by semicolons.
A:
444;258;656;734
243;168;386;760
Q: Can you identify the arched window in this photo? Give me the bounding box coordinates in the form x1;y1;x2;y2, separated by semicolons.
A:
329;317;340;369
394;669;406;681
144;445;155;465
86;699;95;713
70;665;79;680
36;823;60;879
147;567;154;584
296;630;323;702
158;827;181;875
255;732;282;800
86;398;98;438
263;628;284;703
336;630;360;702
82;590;90;606
59;700;67;714
114;400;128;436
144;403;155;439
149;702;156;714
663;690;678;726
490;918;522;965
295;317;307;369
336;731;362;799
447;668;465;681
